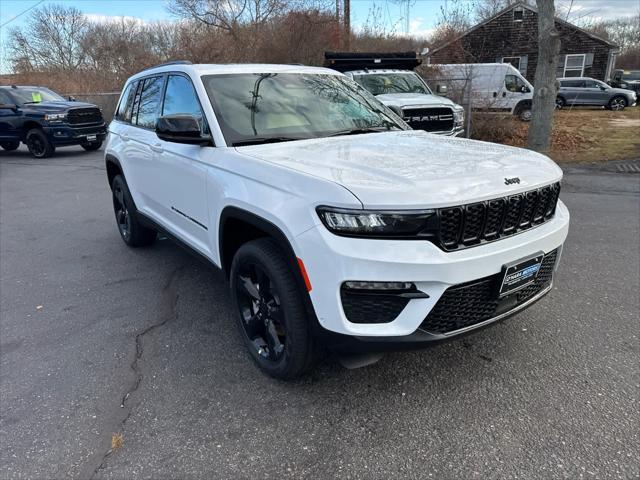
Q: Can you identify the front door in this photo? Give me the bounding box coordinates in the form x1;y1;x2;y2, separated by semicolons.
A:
151;74;211;256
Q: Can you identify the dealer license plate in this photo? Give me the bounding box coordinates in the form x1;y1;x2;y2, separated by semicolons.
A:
499;253;544;297
86;134;97;142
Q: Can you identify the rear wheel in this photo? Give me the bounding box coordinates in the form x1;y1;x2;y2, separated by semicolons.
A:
555;97;566;110
111;175;156;247
81;141;103;151
607;96;627;111
230;238;318;379
26;129;55;158
0;140;20;151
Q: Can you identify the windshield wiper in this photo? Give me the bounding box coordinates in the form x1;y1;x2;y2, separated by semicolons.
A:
21;101;42;105
327;127;398;137
233;136;302;147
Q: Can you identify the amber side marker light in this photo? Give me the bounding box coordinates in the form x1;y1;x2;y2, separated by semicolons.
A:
297;258;312;292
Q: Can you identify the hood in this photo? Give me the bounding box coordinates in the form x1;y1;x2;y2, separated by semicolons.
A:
21;101;99;114
375;93;461;110
236;130;563;209
610;87;637;96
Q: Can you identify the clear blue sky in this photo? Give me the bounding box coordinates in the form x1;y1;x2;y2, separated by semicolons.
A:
0;0;634;74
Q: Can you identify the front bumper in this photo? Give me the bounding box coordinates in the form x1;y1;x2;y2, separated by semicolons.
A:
43;123;107;146
295;200;569;338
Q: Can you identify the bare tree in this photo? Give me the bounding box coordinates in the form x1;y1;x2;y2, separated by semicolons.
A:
168;0;290;36
8;4;88;72
526;0;560;153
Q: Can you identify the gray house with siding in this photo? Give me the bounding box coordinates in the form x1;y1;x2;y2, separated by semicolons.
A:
429;2;619;83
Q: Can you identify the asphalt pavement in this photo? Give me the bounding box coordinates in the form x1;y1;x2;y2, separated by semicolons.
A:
1;145;638;479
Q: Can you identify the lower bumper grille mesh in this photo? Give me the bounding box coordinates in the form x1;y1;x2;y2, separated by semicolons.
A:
420;249;558;335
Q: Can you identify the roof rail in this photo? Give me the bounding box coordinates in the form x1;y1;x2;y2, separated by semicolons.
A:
140;60;192;72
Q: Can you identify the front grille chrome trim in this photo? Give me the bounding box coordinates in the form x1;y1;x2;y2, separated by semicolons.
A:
420;283;553;338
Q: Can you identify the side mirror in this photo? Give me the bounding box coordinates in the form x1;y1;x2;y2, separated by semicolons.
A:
520;85;529;93
67;96;76;101
436;84;448;95
156;115;211;146
0;103;18;111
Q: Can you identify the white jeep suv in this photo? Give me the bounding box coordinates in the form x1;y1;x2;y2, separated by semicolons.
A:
106;61;569;379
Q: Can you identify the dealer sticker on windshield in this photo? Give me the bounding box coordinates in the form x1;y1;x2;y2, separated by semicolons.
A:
499;253;545;297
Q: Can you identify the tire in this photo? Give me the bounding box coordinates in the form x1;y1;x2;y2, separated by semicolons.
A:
25;129;55;158
81;141;103;151
230;238;318;379
111;175;156;247
607;96;627;111
516;104;532;122
555;97;566;110
0;140;20;151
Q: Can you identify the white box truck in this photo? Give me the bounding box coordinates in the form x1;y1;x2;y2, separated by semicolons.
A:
427;63;534;121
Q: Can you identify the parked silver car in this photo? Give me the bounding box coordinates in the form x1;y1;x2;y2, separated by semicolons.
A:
556;77;637;111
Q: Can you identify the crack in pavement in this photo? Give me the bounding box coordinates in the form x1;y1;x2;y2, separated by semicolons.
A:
82;264;187;480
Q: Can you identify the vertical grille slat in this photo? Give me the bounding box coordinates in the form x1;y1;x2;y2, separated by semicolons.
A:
434;182;561;251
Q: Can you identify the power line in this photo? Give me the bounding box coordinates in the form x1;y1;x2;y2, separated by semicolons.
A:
0;0;46;28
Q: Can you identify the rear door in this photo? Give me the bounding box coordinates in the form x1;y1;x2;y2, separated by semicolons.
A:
122;75;166;218
561;80;584;105
150;73;212;255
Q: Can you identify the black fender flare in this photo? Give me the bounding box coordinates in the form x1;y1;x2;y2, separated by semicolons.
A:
105;154;123;188
218;206;320;327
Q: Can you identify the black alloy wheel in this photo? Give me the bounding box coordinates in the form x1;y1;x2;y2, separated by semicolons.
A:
112;179;131;242
235;260;287;362
25;129;55;158
230;238;319;379
0;140;20;151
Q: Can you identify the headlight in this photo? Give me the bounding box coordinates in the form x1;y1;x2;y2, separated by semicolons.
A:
44;113;67;122
453;108;465;124
316;206;435;237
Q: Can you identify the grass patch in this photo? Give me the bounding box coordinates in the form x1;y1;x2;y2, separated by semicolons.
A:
471;107;640;163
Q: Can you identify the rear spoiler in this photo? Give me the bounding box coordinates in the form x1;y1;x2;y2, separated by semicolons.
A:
324;51;421;72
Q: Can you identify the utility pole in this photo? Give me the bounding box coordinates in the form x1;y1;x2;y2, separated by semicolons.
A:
334;0;342;49
344;0;350;50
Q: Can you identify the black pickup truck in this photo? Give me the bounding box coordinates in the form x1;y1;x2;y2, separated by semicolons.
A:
0;85;107;158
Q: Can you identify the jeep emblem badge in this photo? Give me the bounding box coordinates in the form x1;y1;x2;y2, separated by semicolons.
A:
504;177;521;185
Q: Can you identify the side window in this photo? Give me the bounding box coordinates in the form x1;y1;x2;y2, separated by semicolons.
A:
505;74;526;92
114;83;133;121
0;90;13;105
136;76;164;129
124;80;141;124
162;75;206;131
584;80;600;88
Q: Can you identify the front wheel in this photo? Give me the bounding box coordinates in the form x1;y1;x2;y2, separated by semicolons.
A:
0;140;20;151
555;97;566;110
26;129;55;158
607;96;627;111
516;105;532;122
230;239;318;379
81;141;103;151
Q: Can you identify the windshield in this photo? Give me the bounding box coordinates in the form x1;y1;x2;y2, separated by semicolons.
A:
622;71;640;81
10;87;65;105
352;72;432;95
201;73;405;146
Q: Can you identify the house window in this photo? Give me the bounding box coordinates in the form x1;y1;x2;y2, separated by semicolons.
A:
513;8;524;21
502;57;521;70
564;54;586;77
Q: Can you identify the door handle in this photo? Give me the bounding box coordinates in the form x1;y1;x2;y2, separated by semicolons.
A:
150;143;163;153
121;133;129;141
